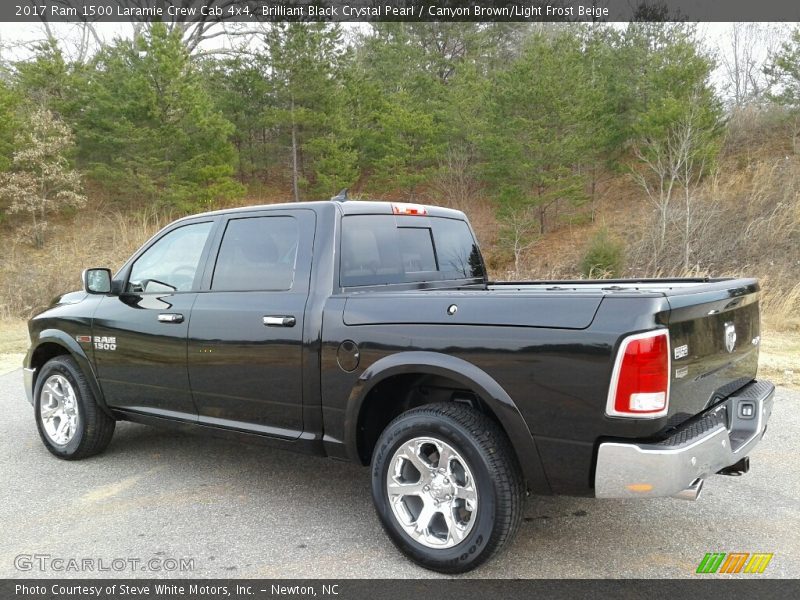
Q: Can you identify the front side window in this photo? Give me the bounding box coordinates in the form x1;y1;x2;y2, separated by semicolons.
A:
212;216;299;291
127;222;213;293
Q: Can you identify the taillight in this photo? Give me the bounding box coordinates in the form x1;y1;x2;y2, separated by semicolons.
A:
606;330;670;418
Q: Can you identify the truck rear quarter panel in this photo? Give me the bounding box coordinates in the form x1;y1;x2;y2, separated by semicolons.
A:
321;292;673;496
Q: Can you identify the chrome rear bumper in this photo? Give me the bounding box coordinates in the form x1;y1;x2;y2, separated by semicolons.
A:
595;380;774;499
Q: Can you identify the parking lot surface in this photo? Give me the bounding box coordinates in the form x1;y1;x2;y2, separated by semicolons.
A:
1;368;797;578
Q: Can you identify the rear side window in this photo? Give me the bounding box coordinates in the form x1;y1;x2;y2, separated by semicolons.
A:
434;218;485;280
340;215;484;287
212;216;298;291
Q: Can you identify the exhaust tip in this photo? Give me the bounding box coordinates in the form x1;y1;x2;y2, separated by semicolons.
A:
718;456;750;476
673;478;704;501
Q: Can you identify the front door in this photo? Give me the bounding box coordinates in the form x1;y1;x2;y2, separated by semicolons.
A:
92;220;216;420
187;210;315;438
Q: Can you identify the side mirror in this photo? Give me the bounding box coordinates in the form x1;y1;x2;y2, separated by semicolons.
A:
82;268;113;294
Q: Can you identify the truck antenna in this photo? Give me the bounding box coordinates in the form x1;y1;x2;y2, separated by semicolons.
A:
330;189;348;201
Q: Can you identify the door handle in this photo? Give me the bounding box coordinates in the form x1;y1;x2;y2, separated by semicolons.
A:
158;313;184;324
263;315;296;327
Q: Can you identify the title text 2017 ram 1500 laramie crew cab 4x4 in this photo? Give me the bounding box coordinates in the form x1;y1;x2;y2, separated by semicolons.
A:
23;200;774;573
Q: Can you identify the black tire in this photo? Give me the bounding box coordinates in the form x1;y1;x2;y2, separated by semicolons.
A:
34;355;115;460
371;402;524;573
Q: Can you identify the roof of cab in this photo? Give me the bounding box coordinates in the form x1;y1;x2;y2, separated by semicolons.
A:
183;200;466;222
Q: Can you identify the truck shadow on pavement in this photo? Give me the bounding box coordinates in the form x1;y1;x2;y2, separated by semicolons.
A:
82;417;796;578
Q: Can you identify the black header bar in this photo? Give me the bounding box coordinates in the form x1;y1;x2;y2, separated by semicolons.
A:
4;579;800;600
3;1;800;23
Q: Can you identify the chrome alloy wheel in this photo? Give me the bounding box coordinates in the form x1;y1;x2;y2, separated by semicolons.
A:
39;374;80;446
386;437;479;549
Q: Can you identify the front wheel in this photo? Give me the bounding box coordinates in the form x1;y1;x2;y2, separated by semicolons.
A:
34;355;115;460
371;403;524;573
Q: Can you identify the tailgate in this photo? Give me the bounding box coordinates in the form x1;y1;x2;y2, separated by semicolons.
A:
666;280;761;425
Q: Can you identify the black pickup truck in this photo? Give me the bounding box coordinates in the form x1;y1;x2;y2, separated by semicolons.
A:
24;200;774;573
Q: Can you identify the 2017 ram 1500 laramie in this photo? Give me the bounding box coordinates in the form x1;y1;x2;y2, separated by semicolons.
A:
24;200;774;573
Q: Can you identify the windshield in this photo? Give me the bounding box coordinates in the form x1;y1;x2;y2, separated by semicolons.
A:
340;215;485;287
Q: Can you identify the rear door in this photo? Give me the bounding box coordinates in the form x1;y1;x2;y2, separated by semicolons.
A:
187;209;315;438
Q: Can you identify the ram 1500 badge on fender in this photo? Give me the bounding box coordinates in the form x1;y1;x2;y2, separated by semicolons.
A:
23;200;774;573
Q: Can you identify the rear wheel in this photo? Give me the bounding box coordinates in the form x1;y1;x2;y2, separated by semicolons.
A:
371;402;524;573
34;356;115;460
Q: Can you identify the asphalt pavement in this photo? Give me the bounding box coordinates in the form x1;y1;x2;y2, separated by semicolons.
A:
1;367;797;579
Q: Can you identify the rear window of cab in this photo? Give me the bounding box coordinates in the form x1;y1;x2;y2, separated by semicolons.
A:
339;215;485;287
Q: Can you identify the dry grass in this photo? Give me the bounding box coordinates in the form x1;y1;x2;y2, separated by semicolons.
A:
761;281;800;333
0;318;28;374
0;319;27;354
759;330;800;390
0;205;174;318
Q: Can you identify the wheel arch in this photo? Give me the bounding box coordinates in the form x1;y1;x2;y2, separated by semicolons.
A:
345;351;551;494
28;330;112;418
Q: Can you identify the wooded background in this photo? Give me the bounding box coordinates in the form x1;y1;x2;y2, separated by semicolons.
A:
0;21;798;332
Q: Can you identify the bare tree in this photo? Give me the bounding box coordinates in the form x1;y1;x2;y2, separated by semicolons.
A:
720;23;782;108
498;207;539;278
630;98;718;272
790;115;800;156
630;135;681;269
0;108;86;247
32;1;262;56
290;97;300;203
674;114;712;270
429;146;481;210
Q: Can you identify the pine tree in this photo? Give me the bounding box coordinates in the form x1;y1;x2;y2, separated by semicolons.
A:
481;32;590;236
200;56;273;184
766;26;800;109
13;38;75;111
350;24;447;198
75;23;242;209
261;23;356;200
0;78;18;175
